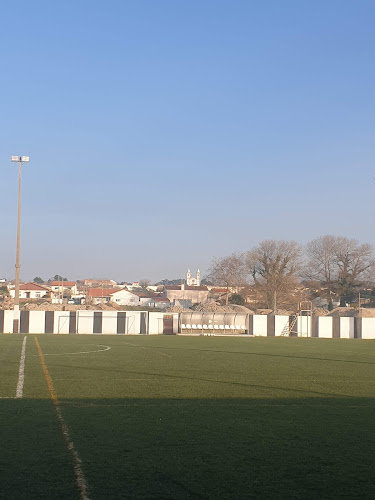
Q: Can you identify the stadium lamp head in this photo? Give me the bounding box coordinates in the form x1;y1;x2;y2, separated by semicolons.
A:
11;155;30;163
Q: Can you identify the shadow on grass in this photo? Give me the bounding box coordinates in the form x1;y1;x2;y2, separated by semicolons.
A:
1;396;375;499
145;344;375;366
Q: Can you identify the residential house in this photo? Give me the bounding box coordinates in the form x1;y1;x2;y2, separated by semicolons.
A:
51;281;78;299
9;282;49;300
152;297;171;309
109;289;145;306
87;288;121;304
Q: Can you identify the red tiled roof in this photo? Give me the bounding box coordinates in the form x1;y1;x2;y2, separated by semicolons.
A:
51;281;76;287
153;297;170;302
19;283;49;291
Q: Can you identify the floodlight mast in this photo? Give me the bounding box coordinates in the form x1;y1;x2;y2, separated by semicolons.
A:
11;155;30;334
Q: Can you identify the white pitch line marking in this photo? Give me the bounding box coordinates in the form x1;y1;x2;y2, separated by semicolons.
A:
15;336;27;398
33;344;111;356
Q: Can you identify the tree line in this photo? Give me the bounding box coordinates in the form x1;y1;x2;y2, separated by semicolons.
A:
209;236;375;310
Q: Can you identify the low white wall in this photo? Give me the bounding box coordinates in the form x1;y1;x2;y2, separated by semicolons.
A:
54;312;70;334
361;318;375;339
101;312;118;335
318;317;333;338
3;311;13;333
297;316;312;337
340;317;354;339
253;315;267;336
3;310;375;338
149;312;165;335
28;311;45;334
275;315;289;336
77;312;93;334
126;312;140;334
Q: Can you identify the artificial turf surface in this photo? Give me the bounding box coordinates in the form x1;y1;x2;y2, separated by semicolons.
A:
0;334;375;499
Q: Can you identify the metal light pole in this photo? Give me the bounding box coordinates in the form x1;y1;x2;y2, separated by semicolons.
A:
11;155;30;333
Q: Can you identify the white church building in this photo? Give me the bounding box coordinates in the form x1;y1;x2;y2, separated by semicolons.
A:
186;269;200;286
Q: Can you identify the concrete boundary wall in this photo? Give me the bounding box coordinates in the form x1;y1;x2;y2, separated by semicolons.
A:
0;310;179;335
0;310;374;338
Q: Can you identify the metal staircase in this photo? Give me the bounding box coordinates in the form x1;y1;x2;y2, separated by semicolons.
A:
280;301;313;337
280;312;299;336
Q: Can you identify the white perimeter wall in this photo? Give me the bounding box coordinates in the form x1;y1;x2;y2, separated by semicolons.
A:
318;317;333;338
3;311;13;333
77;312;94;334
296;316;312;337
102;312;118;334
253;315;268;336
54;312;71;334
28;311;45;334
362;318;375;339
126;312;141;334
2;310;375;338
340;317;354;339
149;312;165;335
275;315;289;336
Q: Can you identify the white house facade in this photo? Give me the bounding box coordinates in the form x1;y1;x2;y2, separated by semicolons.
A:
9;282;49;300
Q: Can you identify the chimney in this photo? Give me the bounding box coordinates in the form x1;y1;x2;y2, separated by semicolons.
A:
181;283;185;291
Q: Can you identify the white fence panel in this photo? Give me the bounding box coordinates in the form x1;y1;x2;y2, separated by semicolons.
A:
275;315;289;336
318;317;333;338
54;312;70;334
28;311;45;334
101;312;118;334
126;313;139;334
77;312;94;334
361;318;375;339
340;317;354;339
296;316;311;337
149;312;164;335
253;315;267;336
3;311;13;333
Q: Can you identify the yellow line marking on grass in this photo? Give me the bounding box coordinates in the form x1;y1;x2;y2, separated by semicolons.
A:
34;337;90;500
121;340;171;358
15;336;27;398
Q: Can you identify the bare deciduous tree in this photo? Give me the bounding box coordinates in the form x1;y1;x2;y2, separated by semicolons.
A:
246;240;302;310
209;253;247;304
305;235;375;306
139;279;151;291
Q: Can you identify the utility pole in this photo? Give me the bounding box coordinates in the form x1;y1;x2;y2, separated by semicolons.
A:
11;156;30;333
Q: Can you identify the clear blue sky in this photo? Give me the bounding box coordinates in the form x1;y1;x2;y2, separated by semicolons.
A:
1;0;374;283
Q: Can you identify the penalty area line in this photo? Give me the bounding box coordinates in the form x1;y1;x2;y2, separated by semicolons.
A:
34;337;90;500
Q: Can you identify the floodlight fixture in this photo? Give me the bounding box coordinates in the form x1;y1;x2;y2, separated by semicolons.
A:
11;155;30;163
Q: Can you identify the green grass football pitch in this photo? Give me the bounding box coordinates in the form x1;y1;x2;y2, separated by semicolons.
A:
1;335;375;500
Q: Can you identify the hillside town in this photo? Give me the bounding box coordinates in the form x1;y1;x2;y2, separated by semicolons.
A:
2;255;375;319
0;269;238;312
